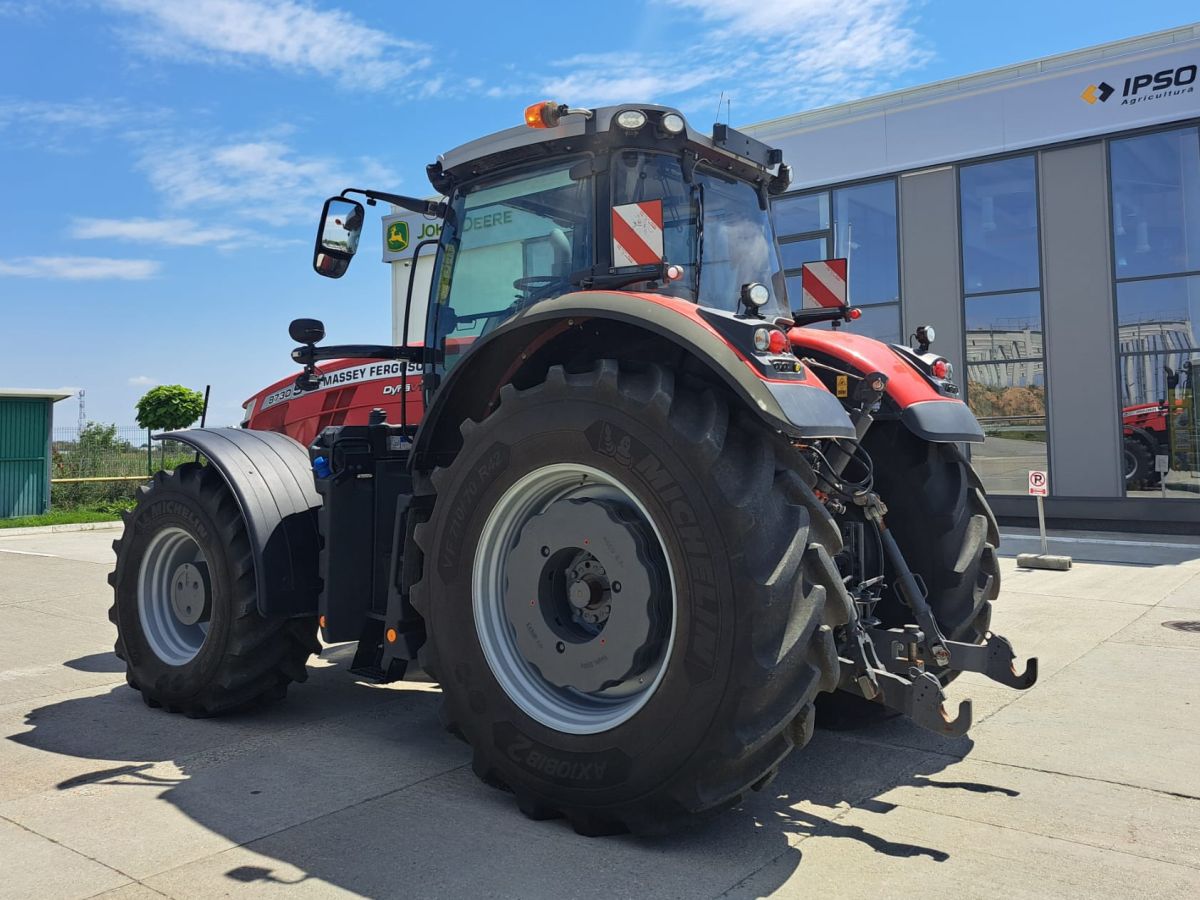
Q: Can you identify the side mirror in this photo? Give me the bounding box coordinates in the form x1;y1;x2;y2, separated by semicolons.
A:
289;318;325;345
313;196;365;279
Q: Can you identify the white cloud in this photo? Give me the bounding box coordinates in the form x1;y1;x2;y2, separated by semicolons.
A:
127;375;158;386
525;0;928;116
0;99;137;132
71;217;245;246
0;2;44;18
0;256;161;280
0;98;169;153
103;0;432;92
137;136;395;220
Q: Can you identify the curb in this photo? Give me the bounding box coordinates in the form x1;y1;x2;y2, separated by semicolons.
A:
0;520;124;537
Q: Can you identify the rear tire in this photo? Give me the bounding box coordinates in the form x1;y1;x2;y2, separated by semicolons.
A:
411;361;848;834
108;463;319;717
1123;436;1154;489
818;424;1000;727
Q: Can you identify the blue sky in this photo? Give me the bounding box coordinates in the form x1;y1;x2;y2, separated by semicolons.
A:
2;0;1197;427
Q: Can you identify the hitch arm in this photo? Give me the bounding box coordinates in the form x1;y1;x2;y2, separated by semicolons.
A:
855;493;955;667
838;655;973;738
865;626;1038;690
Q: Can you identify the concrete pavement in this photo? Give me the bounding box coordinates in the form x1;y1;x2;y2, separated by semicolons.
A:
1;524;1198;899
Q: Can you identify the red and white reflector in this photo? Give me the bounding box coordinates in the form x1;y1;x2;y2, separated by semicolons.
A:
612;200;664;267
801;258;848;309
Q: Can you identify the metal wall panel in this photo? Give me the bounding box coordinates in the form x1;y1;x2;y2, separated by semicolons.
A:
898;167;963;377
1038;142;1123;497
0;398;50;517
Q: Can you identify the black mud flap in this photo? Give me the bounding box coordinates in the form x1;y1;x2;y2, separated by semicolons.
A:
158;427;322;618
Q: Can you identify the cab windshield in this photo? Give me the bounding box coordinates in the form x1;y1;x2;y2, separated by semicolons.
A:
611;151;789;317
428;159;593;370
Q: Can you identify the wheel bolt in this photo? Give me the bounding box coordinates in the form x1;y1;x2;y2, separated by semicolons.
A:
540;546;550;557
555;641;565;653
612;581;622;593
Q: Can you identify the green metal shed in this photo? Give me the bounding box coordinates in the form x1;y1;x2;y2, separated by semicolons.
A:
0;389;71;518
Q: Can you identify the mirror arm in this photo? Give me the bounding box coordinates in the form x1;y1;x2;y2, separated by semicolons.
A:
291;344;423;365
341;188;449;221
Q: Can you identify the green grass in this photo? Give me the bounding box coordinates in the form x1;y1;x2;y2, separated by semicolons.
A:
0;502;133;529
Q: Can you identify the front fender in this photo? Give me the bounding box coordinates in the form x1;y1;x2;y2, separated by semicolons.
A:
413;291;855;466
158;427;322;617
788;327;984;443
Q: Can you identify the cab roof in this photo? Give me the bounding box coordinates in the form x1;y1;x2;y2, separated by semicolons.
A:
426;104;788;195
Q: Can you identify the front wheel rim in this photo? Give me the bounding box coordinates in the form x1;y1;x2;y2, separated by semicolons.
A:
472;464;677;735
137;527;211;665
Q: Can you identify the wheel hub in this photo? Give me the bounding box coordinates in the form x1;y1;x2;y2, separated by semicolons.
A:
504;498;664;694
565;554;611;626
137;526;211;666
170;561;211;626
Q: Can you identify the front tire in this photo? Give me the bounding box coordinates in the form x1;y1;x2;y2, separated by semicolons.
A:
411;361;847;834
108;463;319;716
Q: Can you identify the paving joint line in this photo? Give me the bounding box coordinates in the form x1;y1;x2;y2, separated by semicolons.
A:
837;733;1200;802
0;812;142;887
135;761;472;885
82;880;173;900
885;796;1200;871
712;748;948;898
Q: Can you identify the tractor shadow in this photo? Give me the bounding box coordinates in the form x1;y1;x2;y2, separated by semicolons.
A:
9;648;1010;898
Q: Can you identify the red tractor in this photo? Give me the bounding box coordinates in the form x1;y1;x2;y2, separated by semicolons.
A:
1123;362;1195;488
110;102;1035;835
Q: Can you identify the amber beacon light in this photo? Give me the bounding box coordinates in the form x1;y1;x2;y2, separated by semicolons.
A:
524;101;560;129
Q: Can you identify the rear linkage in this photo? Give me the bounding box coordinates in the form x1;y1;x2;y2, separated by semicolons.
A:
812;370;1038;737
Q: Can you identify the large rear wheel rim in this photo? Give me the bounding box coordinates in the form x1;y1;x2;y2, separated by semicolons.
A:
472;463;676;735
137;526;211;666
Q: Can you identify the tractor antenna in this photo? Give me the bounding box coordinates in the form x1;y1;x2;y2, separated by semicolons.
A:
714;91;725;124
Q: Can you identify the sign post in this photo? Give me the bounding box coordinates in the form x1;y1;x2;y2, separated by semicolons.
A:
1028;470;1049;555
1016;470;1072;571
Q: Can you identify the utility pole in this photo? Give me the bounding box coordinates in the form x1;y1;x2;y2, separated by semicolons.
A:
77;389;86;432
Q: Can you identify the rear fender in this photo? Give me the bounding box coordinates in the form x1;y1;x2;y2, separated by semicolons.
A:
158;427;322;617
788;327;985;443
413;290;856;467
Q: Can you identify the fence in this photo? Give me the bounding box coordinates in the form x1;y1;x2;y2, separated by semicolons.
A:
50;425;194;509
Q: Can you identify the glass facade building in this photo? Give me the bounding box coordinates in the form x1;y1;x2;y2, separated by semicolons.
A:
756;25;1200;527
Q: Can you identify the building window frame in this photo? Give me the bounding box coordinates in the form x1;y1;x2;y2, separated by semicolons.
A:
772;177;902;342
1106;123;1200;501
956;151;1053;496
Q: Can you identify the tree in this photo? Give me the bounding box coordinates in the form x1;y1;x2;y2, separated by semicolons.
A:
135;385;205;432
135;385;206;474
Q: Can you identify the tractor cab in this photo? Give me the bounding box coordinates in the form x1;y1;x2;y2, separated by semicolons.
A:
311;103;798;377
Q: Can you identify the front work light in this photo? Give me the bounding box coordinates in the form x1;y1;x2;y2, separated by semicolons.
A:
616;109;648;131
660;112;685;134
